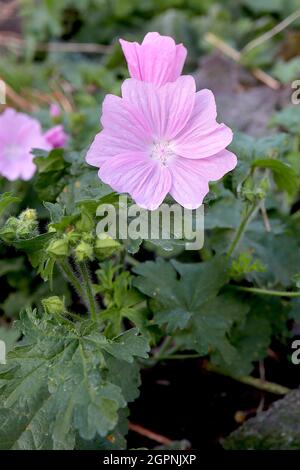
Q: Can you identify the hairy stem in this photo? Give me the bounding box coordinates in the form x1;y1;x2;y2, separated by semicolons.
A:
58;259;85;301
79;262;98;320
227;202;258;258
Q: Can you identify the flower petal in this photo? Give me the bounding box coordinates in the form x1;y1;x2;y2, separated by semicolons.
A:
173;89;233;159
99;152;172;210
44;125;69;148
120;33;187;86
181;89;217;134
86;130;131;167
121;76;195;141
101;94;152;143
169;150;237;209
0;152;36;181
86;94;152;167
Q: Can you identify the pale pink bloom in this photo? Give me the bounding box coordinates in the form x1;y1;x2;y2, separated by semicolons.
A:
50;103;61;119
0;108;51;181
44;125;69;148
86;76;237;210
119;32;187;86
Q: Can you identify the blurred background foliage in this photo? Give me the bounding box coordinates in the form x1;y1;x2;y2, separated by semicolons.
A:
0;0;299;155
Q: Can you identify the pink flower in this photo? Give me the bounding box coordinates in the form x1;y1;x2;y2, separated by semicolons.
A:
120;32;187;86
0;108;51;181
86;76;237;210
50;103;61;119
44;125;69;148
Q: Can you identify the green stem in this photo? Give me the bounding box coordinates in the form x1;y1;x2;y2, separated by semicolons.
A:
231;285;300;298
227;202;258;258
205;363;290;395
58;259;85;300
157;353;202;361
125;254;140;267
152;336;174;361
79;262;98;320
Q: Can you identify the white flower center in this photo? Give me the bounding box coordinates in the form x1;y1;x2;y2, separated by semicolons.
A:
150;141;174;166
4;144;23;161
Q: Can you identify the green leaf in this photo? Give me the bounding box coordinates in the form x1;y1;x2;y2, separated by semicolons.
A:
252;158;298;194
254;134;290;159
33;149;70;202
229;132;255;188
13;233;54;254
33;148;67;173
43;202;64;223
219;297;289;376
0;309;149;449
223;390;300;450
270;106;300;135
230;132;290;190
242;231;300;287
272;58;300;84
0;193;20;218
0;326;19;352
205;191;243;229
134;257;246;363
176;293;249;364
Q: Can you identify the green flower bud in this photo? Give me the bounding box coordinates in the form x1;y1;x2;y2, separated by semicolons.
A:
95;235;121;261
47;237;69;257
15;209;38;239
0;217;19;243
42;296;65;315
19;209;37;222
66;230;81;246
74;240;94;262
16;222;38;239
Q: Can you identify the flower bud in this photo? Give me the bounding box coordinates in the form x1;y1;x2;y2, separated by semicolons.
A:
16;209;38;238
44;125;69;149
47;237;69;257
74;240;94;262
66;230;80;245
0;217;19;243
95;235;121;261
19;208;37;222
42;296;65;315
50;103;61;120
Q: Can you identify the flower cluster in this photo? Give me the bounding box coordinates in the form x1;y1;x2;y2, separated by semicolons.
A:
0;106;68;181
86;32;237;210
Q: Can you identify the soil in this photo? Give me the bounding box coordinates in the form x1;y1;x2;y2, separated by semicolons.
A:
127;339;300;449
